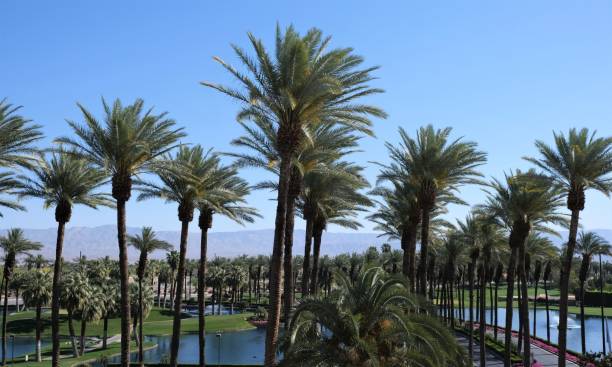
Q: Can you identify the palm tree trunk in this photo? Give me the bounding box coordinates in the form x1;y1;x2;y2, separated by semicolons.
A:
504;246;518;367
163;281;168;309
495;281;499;341
580;281;586;355
407;222;418;293
558;208;581;367
157;276;162;308
533;282;538;340
450;273;455;327
417;208;431;296
2;274;9;366
67;309;78;357
310;224;324;295
103;315;109;349
138;277;144;365
489;277;494;327
51;220;66;367
198;217;210;367
36;304;42;361
170;219;190;367
283;191;297;330
301;219;313;296
264;155;291;367
519;244;531;367
468;262;474;362
600;253;606;355
544;279;550;343
79;320;87;356
479;266;486;367
116;198;131;367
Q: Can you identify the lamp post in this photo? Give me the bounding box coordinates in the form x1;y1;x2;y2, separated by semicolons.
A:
9;334;14;365
599;253;606;355
216;332;222;366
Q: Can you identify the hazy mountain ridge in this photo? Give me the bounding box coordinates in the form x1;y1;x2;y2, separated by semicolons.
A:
3;226;611;261
1;226;396;261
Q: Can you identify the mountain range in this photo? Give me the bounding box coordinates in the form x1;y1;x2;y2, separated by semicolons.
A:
3;226;612;261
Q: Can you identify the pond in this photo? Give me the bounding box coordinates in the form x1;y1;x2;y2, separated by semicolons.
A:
454;307;612;354
0;336;51;360
106;329;266;365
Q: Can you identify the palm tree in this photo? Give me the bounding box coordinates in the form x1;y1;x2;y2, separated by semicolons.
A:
230;123;358;327
0;173;25;217
0;98;43;169
57;98;185;366
524;234;557;342
576;231;611;355
78;285;104;356
299;162;371;295
60;270;88;357
203;25;385;365
195;164;257;367
382;126;486;296
0;229;42;365
21;269;52;362
128;227;172;364
479;170;566;367
166;251;179;307
281;267;468;366
129;281;154;352
17;149;111;367
525;128;612;367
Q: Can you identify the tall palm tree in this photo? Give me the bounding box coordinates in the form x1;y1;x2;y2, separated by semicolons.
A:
128;227;172;364
17;149;111;367
0;229;42;365
576;231;611;355
57;98;185;366
525;128;612;367
21;269;52;362
230;123;358;326
382;125;486;296
203;26;385;365
0;98;43;169
281;267;468;366
195;164;257;367
299;162;371;295
137;145;240;367
479;170;566;367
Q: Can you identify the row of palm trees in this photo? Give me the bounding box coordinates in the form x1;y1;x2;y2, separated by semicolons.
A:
2;23;612;367
370;125;612;366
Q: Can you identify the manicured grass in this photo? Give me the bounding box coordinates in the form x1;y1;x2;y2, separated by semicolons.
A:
10;341;155;367
442;285;612;316
4;307;254;337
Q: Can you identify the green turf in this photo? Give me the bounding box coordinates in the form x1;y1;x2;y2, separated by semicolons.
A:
440;285;612;316
8;341;155;367
3;307;255;337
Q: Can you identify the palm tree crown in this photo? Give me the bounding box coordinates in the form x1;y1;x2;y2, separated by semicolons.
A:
0;98;43;168
18;149;113;222
1;229;42;277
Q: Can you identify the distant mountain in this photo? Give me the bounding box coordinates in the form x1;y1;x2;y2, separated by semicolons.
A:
4;226;611;262
1;226;397;261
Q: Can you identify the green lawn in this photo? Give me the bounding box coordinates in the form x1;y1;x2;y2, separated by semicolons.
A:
445;285;612;316
4;307;254;337
9;341;155;367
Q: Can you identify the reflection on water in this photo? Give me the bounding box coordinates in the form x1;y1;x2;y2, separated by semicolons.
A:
106;329;265;365
454;307;609;353
0;336;51;359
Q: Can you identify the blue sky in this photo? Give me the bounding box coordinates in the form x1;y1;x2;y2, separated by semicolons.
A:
1;1;611;233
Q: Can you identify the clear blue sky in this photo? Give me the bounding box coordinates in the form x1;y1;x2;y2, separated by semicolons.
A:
1;1;611;233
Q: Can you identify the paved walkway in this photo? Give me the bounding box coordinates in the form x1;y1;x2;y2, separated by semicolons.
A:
456;330;580;366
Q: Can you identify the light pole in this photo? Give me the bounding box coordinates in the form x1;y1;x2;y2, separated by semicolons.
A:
216;332;222;366
9;335;14;365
